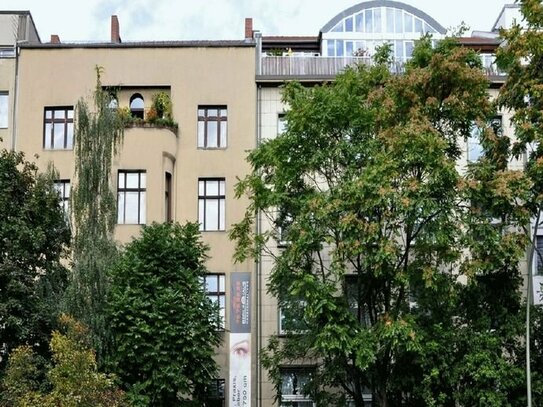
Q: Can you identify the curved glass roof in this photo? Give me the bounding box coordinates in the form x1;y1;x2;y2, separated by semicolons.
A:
321;0;446;35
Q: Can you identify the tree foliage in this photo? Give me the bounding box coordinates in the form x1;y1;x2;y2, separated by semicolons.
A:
64;66;124;361
1;315;128;407
108;222;221;406
0;149;70;373
233;38;531;406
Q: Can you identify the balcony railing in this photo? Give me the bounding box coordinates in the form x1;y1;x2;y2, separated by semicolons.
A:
258;55;506;79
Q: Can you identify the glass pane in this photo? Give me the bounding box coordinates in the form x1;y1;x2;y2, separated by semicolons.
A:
394;9;403;33
126;173;139;188
355;41;365;54
220;109;227;117
66;122;73;149
405;41;414;58
45;109;52;119
404;12;413;32
219;295;225;310
44;123;52;148
197;121;205;147
198;180;205;196
130;96;144;109
117;193;125;223
205;199;219;230
198;108;205;117
198;199;205;228
118;172;125;189
139;192;146;224
220;121;227;147
364;9;373;33
423;22;432;34
125;192;139;223
345;16;353;32
336;40;344;57
415;17;423;33
54;123;64;148
208;108;218;117
208;121;218;148
206;180;219;196
468;127;483;162
331;21;343;32
0;94;8;128
67;109;74;119
219;275;225;291
206;276;218;292
355;13;364;32
386;8;395;33
54;109;65;119
327;40;335;56
64;182;71;198
395;41;403;59
140;172;146;189
219;199;225;230
346;41;354;56
373;8;381;32
219;180;225;195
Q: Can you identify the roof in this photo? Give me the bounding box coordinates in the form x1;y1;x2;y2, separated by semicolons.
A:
320;0;447;34
492;3;520;32
19;40;255;49
0;10;41;43
262;36;320;51
458;36;501;52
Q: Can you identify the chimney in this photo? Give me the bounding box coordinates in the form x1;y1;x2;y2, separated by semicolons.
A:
111;15;121;43
244;18;253;40
50;34;61;44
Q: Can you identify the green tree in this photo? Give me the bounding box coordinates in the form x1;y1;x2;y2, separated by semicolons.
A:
64;66;124;362
232;39;530;406
0;149;70;373
496;1;543;405
108;222;221;406
1;315;128;407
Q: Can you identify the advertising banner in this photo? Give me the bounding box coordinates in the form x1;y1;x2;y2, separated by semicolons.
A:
229;272;251;407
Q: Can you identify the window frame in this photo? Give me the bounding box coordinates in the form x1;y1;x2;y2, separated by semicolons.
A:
165;172;172;222
197;106;228;149
198;178;226;232
279;367;315;407
536;235;543;276
203;273;226;330
117;170;146;225
43;106;74;150
129;93;145;119
204;378;225;406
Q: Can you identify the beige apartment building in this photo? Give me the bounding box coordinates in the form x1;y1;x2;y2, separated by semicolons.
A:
2;1;541;406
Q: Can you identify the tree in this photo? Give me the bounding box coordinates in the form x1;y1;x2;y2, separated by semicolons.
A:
496;1;543;405
64;66;124;362
232;39;531;406
108;222;221;406
1;314;128;407
0;149;70;373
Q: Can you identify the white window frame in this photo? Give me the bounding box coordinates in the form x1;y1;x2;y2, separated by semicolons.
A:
203;273;226;330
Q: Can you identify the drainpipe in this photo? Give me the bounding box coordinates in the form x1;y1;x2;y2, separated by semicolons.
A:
256;83;263;407
255;32;262;76
12;40;26;151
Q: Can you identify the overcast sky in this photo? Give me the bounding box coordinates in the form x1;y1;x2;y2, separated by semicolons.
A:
3;0;507;42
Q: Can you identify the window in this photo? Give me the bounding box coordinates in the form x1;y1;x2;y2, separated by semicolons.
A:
129;93;144;119
165;172;172;222
203;274;226;329
117;171;146;224
198;178;225;231
468;116;502;162
53;180;70;215
536;236;543;275
204;379;225;407
345;275;372;326
280;368;314;407
279;300;307;335
198;106;228;148
278;113;287;135
276;209;293;247
43;107;74;149
0;92;8;128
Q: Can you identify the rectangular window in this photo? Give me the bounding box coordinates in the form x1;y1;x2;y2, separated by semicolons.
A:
280;368;314;407
278;113;287;135
198;178;225;231
0;92;8;128
53;179;70;215
278;300;307;335
536;236;543;275
43;107;74;150
345;275;372;326
203;274;226;329
468;116;502;162
197;106;227;149
117;171;146;224
204;379;225;406
165;172;172;222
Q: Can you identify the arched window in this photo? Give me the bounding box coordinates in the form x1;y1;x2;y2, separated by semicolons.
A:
130;93;144;119
108;97;118;110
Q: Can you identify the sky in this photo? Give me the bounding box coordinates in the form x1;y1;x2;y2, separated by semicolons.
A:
2;0;507;42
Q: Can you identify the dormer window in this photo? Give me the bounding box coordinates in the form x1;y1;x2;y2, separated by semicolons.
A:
129;93;144;119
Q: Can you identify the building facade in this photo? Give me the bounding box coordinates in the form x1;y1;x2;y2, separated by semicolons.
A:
2;1;539;406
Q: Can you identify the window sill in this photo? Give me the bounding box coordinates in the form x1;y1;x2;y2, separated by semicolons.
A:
197;147;228;150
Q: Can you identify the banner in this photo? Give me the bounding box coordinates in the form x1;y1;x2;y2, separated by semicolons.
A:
229;272;251;407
